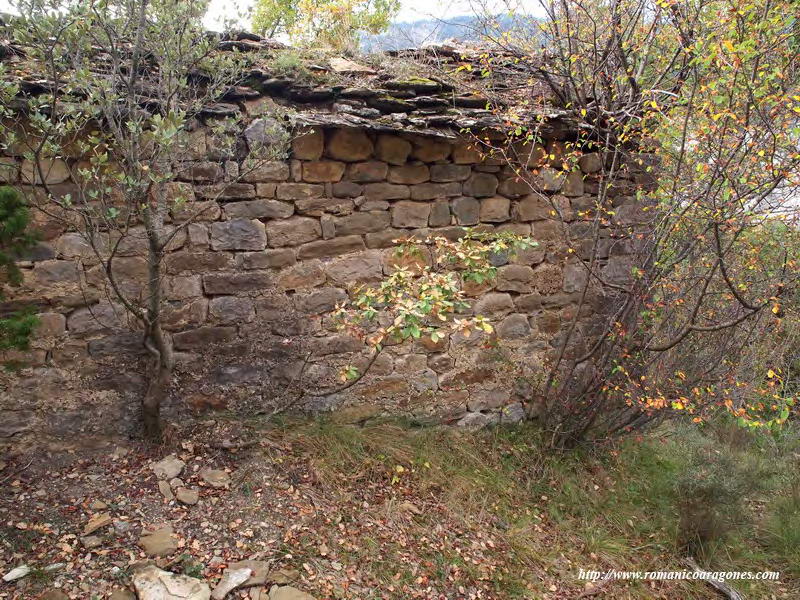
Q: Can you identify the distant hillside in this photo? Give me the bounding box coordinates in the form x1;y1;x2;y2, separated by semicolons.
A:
361;14;532;51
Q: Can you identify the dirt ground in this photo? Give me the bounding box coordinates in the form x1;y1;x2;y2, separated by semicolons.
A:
1;416;794;600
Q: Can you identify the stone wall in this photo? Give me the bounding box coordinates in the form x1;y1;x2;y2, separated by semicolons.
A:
0;122;641;440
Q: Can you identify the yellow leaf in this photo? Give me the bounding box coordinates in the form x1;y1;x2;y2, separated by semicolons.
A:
767;369;776;379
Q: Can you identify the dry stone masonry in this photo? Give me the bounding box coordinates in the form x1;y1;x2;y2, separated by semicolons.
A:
0;36;646;438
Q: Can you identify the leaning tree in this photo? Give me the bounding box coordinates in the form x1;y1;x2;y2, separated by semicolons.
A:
0;0;288;438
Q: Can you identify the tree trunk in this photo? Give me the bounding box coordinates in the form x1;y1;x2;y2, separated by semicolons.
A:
141;180;172;441
142;359;170;441
141;319;174;441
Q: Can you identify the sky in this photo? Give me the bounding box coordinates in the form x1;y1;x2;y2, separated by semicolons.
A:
0;0;540;31
202;0;529;30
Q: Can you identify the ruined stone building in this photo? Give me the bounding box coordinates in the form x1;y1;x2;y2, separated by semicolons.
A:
0;33;643;440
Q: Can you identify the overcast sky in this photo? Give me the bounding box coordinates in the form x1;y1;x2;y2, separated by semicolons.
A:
0;0;541;30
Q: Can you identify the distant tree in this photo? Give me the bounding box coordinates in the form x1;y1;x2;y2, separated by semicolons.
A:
252;0;399;51
0;186;38;352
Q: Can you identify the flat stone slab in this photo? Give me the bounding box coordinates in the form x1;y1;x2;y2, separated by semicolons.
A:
133;565;210;600
138;525;178;557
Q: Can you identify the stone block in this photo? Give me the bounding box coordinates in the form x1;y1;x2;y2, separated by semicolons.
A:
35;312;66;337
467;388;510;411
496;264;535;293
295;287;347;314
315;334;364;355
346;161;388;182
298;235;365;259
171;200;221;222
210;219;266;251
497;175;532;198
165;274;203;300
295;196;354;214
162;180;196;204
241;161;291;182
547;140;567;167
194;182;256;199
563;263;588;293
410;138;451;162
496;314;532;339
364;228;406;248
602;255;633;286
302;160;346;183
451;196;480;225
177;161;223;182
238;248;296;269
187;223;209;249
388;164;430;184
511;140;547;168
209;296;255;324
534;167;566;192
165;252;234;274
452;142;484;164
499;402;525;424
578;152;603;173
203;271;272;294
356;198;389;211
463;172;499;197
517;194;561;221
325;251;383;285
392;201;431;228
384;245;431;274
375;135;412;165
430;164;471;182
173;326;237;350
161;298;208;332
428;353;455;373
67;303;123;334
332;181;363;198
321;213;335;238
292;127;324;160
20;241;55;262
277;259;326;290
364;182;410;201
375;135;411;165
33;260;80;286
334;211;390;235
88;333;147;357
55;232;98;259
533;220;563;240
276;182;324;201
266;216;321;247
562;170;584;197
473;292;514;318
429;199;451;227
326;129;374;162
410;182;461;200
255;182;277;198
223;199;293;219
479;196;510;222
20;158;70;184
244;116;285;152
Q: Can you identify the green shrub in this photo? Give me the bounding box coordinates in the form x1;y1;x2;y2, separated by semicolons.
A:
0;186;38;352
